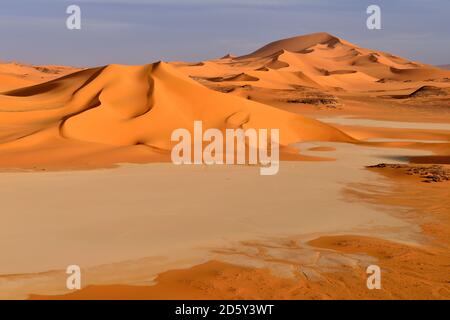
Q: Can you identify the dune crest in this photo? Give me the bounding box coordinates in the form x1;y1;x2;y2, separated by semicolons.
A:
3;32;449;170
238;32;343;59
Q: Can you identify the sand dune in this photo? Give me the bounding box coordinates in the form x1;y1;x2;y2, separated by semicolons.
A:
0;61;352;169
2;32;448;171
174;32;450;94
0;61;78;91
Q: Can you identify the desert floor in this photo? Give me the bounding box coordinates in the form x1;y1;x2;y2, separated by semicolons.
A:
1;116;448;299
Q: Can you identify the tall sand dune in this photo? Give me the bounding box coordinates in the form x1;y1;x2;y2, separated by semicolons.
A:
174;32;450;93
0;62;352;169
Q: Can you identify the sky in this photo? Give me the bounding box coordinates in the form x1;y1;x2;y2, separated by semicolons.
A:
1;0;449;67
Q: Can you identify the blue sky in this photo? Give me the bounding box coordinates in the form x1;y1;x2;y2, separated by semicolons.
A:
1;0;449;67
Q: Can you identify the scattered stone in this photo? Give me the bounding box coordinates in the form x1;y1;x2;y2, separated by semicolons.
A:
367;163;450;183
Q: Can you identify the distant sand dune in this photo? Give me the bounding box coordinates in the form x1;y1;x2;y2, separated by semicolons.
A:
0;61;78;91
175;32;450;93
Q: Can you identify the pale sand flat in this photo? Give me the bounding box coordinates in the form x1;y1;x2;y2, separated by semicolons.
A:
0;142;430;298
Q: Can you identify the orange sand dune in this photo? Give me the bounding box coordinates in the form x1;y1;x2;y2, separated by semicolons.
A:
174;32;450;93
0;61;352;170
0;61;78;92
